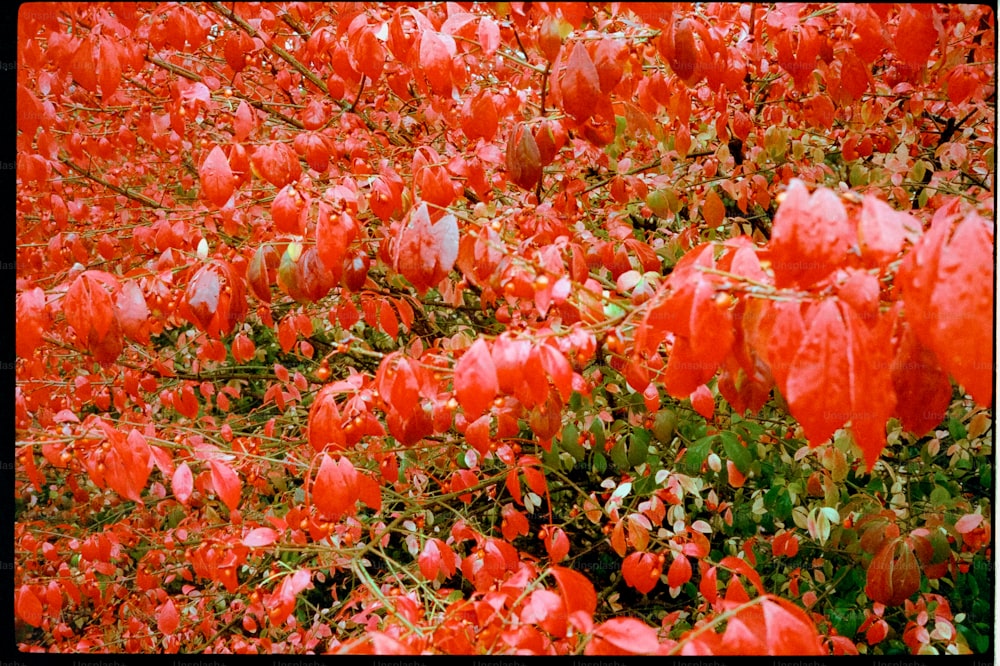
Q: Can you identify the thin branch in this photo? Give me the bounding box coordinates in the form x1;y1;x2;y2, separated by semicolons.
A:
584;158;663;194
58;156;166;209
208;1;329;97
350;74;367;113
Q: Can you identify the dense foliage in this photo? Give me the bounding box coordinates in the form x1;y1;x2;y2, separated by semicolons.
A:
15;2;995;655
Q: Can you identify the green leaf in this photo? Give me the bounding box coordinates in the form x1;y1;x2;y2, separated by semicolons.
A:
947;417;967;441
684;435;715;474
589;420;606;450
609;438;628;469
828;606;864;637
593;451;607;474
628;428;651;467
721;430;752;473
929;485;951;506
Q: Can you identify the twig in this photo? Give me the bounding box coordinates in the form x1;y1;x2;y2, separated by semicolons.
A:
208;1;329;96
58;156;166;209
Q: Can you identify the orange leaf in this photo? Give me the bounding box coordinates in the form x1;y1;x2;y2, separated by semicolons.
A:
702;189;725;228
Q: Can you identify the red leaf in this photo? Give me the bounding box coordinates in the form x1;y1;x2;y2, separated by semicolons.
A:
243;527;279;548
858;196;918;268
313;453;358;520
513;346;549;409
538;343;573;402
690;384;714;420
590;617;660;655
105;429;151;503
308;385;347;452
478;17;500;56
543;526;570;563
719;596;825;655
419;538;457;581
269;569;312;626
668;19;699;85
233;100;256;141
785;300;853;446
349;27;385;81
955;513;984;534
63;271;124;363
594;37;626;93
356;470;382;511
420;30;453;95
453;339;499;420
115;280;150;344
501;504;530;541
173;462;193;504
667;553;693;588
184;266;220;332
199;146;236;208
718;555;765;595
550;565;597;631
894;6;938;71
506;122;542;191
866;537;921;605
521;588;567;637
560;41;602;122
316;206;357;279
926;211;993;406
15;585;44;628
461;91;498;142
252;142;301;188
71;38;98;93
395;204;458;295
271;184;305;235
622;551;662;594
16;287;50;359
209;460;242;512
157;599;180;635
769;180;852;288
890;321;951;438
